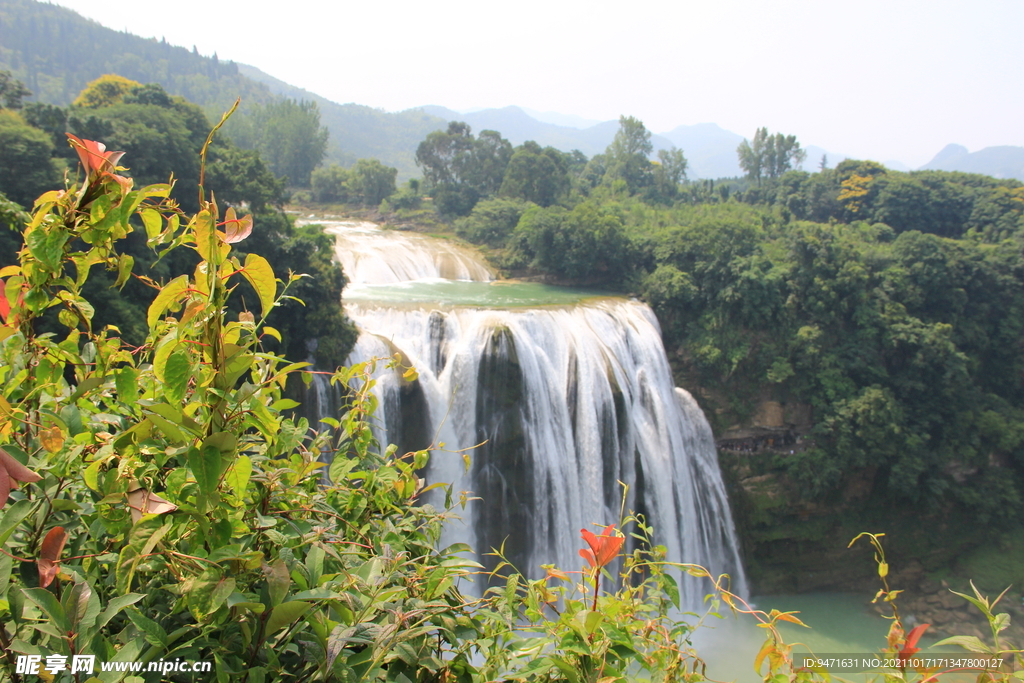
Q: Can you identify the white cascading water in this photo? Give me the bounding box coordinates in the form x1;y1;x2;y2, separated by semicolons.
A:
319;221;748;606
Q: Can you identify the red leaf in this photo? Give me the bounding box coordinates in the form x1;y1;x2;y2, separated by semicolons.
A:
0;448;41;484
0;448;41;509
37;526;67;588
0;466;10;510
67;133;125;177
900;623;931;658
222;207;253;244
0;279;8;323
580;525;624;569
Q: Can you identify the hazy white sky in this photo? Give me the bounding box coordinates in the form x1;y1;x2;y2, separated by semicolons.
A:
54;0;1023;168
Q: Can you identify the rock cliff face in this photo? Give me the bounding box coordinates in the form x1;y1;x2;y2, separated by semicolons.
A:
704;389;1024;634
713;396;1024;644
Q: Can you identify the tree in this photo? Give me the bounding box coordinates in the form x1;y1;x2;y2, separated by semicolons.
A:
414;122;512;215
351;158;398;205
604;115;654;194
22;102;68;150
72;74;141;108
415;121;475;187
468;130;513;196
499;141;570;207
0;70;32;110
0;111;61;207
205;146;288;212
651;147;688;202
250;99;329;187
310;164;353;203
737;127;807;184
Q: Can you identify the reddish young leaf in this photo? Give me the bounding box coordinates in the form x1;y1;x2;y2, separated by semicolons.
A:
37;526;67;588
222;207;253;244
0;447;42;508
900;623;931;658
0;467;10;511
67;134;125;176
580;525;624;569
0;279;8;323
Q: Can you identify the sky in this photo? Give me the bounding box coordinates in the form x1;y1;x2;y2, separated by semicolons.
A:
53;0;1024;168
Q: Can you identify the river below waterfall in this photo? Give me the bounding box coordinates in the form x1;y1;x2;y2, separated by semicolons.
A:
307;220;890;655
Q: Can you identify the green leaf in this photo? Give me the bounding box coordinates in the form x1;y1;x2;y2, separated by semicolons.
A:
97;634;146;683
141;208;162;239
224;455;251;503
68;375;104;402
193;210;221;265
188;445;223;499
304;544;325;586
94;593;146;633
264;601;311;635
239;254;276;319
22;587;70;633
264;559;290;608
290;588;341;601
117;521;171;592
147;412;186;443
147;274;190;328
662;571;681;610
114;254;134;290
0;500;33;546
126;607;167;647
114;367;138;405
187;568;236;619
993;612;1010;633
26;225;69;273
0;554;11;599
164;346;191;404
63;581;92;631
930;635;993;653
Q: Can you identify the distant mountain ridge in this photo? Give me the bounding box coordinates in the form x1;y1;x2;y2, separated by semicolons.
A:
421;105;746;178
922;143;1024;180
2;0;1020;183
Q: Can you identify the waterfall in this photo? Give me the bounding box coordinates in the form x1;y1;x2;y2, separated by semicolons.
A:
321;221;748;605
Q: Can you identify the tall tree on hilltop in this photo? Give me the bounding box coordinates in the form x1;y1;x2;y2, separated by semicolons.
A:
604;115;654;194
737;127;807;184
651;146;689;202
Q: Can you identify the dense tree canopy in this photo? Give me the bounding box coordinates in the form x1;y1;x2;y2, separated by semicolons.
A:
415;122;513;215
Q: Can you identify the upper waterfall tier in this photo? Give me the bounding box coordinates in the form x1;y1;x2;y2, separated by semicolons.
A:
322;221;494;284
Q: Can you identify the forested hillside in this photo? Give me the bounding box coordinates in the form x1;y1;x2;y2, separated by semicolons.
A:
0;0;448;178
